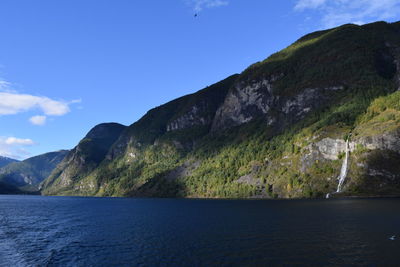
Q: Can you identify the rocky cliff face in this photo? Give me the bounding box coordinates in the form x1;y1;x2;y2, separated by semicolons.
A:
357;129;400;151
298;126;400;197
42;21;400;198
167;103;210;132
212;76;344;132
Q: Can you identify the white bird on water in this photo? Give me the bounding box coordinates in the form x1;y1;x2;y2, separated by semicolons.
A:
389;235;396;241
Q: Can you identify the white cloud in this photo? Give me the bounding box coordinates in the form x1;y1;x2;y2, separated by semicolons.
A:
294;0;400;28
4;137;34;145
0;136;35;159
0;78;81;122
29;115;47;126
0;92;70;116
185;0;229;12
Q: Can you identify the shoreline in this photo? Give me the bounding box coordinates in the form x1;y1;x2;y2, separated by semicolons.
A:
2;193;400;201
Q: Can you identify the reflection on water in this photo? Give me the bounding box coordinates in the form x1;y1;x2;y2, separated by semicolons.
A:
0;196;399;266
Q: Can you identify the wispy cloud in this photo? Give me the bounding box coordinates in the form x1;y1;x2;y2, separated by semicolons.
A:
0;136;35;159
0;80;15;93
29;115;47;126
294;0;400;28
294;0;327;11
0;78;80;122
185;0;229;12
4;137;34;145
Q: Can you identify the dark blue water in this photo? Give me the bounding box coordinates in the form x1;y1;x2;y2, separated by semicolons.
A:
0;196;399;266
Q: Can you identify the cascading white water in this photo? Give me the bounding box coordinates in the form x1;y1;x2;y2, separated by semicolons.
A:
336;139;349;193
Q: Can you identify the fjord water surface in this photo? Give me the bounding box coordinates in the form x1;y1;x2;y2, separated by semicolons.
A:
0;195;399;266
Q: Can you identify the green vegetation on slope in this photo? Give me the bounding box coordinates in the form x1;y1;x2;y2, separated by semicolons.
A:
243;22;399;96
42;123;127;193
42;75;238;196
42;21;400;198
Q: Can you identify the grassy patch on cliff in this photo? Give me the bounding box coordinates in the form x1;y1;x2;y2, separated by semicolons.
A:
355;91;400;136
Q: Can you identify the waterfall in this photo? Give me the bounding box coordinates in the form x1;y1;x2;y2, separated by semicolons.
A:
336;139;349;193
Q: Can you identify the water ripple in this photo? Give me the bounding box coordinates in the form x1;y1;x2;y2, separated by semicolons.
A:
0;196;399;266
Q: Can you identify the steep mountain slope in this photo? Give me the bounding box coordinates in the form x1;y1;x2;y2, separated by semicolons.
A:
41;123;127;194
43;21;400;198
0;156;19;168
0;150;69;191
42;76;237;195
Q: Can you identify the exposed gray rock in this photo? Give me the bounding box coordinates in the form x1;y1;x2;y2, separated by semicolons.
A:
368;168;398;180
315;138;355;160
301;137;354;173
358;129;400;152
211;73;344;132
167;104;209;132
311;129;400;163
236;174;261;186
212;78;276;131
164;160;201;181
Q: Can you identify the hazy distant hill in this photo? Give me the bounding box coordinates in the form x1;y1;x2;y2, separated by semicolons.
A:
43;21;400;198
0;150;69;191
0;156;19;168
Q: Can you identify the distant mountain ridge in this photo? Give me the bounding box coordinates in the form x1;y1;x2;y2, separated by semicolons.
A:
0;156;19;168
0;150;69;192
42;21;400;198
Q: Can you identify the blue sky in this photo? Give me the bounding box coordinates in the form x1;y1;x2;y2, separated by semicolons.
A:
0;0;399;159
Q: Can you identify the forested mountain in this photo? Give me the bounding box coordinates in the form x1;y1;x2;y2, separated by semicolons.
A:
43;21;400;198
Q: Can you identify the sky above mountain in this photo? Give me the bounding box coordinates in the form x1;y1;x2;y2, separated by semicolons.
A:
0;0;399;159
